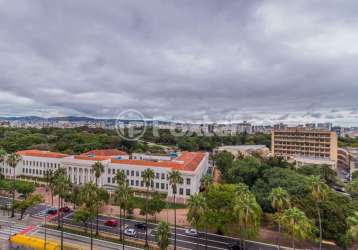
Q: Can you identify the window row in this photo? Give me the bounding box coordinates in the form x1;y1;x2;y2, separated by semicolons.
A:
23;160;60;169
22;168;47;175
107;168;191;185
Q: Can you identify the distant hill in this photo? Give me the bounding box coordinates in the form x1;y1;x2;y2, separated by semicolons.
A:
0;116;166;125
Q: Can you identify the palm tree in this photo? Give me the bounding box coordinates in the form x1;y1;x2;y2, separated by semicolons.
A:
281;207;315;250
67;185;81;209
143;168;155;248
53;168;71;250
200;174;213;250
115;182;134;250
91;161;104;236
308;176;329;250
155;221;171;250
234;184;262;250
347;211;358;241
47;169;55;206
115;169;127;186
269;187;291;249
80;182;100;250
6;153;22;217
187;193;206;249
168;170;183;250
114;170;127;243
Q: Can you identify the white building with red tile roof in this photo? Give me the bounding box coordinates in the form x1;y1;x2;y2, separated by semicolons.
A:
0;150;67;179
1;149;209;203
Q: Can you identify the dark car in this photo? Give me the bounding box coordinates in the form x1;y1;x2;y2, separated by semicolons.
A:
46;208;58;215
59;206;71;213
227;243;241;250
134;222;147;230
18;194;27;200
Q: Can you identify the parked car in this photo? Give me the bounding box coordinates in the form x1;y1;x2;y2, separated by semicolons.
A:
134;222;147;230
59;207;71;213
105;219;118;227
227;243;241;250
185;228;198;236
46;208;58;215
18;194;27;200
124;228;137;237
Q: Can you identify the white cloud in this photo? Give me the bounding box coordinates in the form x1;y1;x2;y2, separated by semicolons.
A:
0;0;357;125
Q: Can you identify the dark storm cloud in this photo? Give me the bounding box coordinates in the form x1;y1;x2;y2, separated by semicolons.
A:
0;0;358;125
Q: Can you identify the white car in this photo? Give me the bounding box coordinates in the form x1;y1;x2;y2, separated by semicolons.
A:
185;228;198;236
124;228;137;237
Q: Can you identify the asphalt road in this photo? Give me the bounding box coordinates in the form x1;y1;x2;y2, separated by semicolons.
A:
61;213;285;250
0;195;297;250
0;196;55;218
33;227;141;250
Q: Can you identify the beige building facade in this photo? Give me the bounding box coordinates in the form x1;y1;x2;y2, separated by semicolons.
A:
272;128;338;164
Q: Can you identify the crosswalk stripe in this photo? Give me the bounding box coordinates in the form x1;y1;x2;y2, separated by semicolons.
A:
0;224;29;239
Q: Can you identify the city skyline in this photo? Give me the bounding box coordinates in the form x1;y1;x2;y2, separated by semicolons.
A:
1;1;358;125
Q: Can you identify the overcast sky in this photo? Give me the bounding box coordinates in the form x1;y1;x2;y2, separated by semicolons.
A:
0;0;358;126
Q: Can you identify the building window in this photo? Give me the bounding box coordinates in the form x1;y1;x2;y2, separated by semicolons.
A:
186;189;191;196
186;178;191;185
161;183;165;189
126;170;129;175
108;177;111;183
179;188;184;195
131;171;134;176
141;181;144;187
112;177;115;183
108;169;111;174
112;169;115;174
161;173;165;180
135;180;139;186
136;171;139;177
131;180;134;186
156;183;159;189
156;173;160;179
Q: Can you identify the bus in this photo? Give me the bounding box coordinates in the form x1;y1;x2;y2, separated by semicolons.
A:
9;234;83;250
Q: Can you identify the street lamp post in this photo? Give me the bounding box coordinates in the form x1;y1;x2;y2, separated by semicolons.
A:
44;204;48;250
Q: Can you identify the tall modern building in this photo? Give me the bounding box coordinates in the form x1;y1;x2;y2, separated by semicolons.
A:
272;128;338;168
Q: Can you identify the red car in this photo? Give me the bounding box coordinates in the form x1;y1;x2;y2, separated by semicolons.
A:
59;207;71;213
104;219;118;227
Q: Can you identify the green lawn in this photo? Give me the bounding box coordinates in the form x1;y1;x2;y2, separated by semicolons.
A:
130;196;187;209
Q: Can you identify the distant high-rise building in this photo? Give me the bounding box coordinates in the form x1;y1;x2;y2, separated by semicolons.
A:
237;121;252;134
305;123;316;129
317;122;332;131
274;123;287;130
